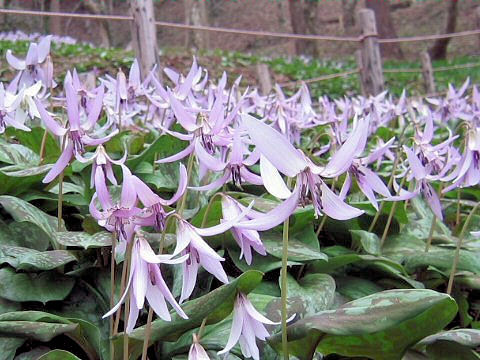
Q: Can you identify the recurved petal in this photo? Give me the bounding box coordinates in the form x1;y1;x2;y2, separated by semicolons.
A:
321;182;364;220
242;114;306;177
260;155;292;199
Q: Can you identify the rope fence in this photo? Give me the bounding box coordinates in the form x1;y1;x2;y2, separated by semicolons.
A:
279;61;480;88
1;7;480;96
2;8;480;44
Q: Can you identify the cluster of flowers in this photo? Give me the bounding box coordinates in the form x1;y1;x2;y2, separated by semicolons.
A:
0;31;82;45
2;36;479;359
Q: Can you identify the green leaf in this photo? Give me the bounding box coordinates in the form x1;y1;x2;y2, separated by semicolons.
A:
425;341;480;360
283;273;336;318
262;232;328;262
0;311;77;342
126;134;187;172
228;247;301;273
56;232;112;249
350;230;381;255
0;220;49;251
404;249;480;274
0;245;76;270
416;329;480;348
0;268;75;303
0;337;25;360
38;350;81;360
114;270;263;360
269;289;458;360
14;347;51;360
6;127;61;164
335;276;384;300
0;196;62;245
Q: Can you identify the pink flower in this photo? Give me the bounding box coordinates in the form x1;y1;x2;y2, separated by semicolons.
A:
218;293;279;360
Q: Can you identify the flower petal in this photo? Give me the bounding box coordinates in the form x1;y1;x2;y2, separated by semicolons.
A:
321;182;364;220
260;155;291;199
242;114;306;177
43;142;73;183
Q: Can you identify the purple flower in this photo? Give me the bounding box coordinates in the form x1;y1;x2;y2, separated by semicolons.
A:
188;336;210;360
132;163;188;231
189;128;263;191
242;114;364;220
35;74;115;183
89;165;141;243
103;233;188;333
6;35;53;89
221;195;266;265
0;83;30;134
218;293;279;360
172;202;253;302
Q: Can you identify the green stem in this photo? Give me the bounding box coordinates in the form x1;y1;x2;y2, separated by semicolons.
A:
201;193;223;228
456;188;462;230
424;215;437;253
281;178;292;360
39;129;48;164
370;123;409;233
447;202;480;295
178;151;195;217
123;240;134;360
380;176;406;248
197;317;208;340
57;134;67;235
141;306;154;360
110;232;117;360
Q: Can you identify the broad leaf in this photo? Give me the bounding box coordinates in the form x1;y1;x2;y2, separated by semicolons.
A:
0;245;76;271
38;350;81;360
269;289;457;360
113;270;263;360
0;268;75;303
56;232;112;249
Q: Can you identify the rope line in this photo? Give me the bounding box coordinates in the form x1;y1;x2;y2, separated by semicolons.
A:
2;8;480;44
279;69;359;87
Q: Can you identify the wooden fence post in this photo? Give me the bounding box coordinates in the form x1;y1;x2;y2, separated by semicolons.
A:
130;0;160;80
476;6;480;50
355;49;366;96
420;51;436;95
256;63;273;95
357;9;384;96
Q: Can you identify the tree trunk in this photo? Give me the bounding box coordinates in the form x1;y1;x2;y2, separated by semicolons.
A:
288;0;318;55
184;0;209;50
50;0;61;35
304;0;320;56
429;0;458;60
341;0;357;30
365;0;403;59
83;0;111;47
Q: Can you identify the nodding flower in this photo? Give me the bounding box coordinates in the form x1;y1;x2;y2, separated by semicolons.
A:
35;73;115;183
242;114;364;221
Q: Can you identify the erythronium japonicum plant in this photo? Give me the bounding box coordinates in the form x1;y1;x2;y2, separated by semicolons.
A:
0;38;479;360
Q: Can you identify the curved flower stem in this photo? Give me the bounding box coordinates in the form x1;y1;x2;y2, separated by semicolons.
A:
141;307;154;360
123;240;134;360
57;134;67;236
456;188;462;230
197;317;208;340
425;184;443;252
201;193;224;228
447;202;480;295
424;216;437;253
141;215;173;359
380;176;407;249
178;151;196;217
39;129;48;164
281;178;292;360
110;231;117;360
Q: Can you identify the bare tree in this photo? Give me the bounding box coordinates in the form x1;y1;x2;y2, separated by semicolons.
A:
429;0;458;60
365;0;403;59
341;0;358;30
184;0;209;50
50;0;61;35
82;0;111;47
289;0;317;56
